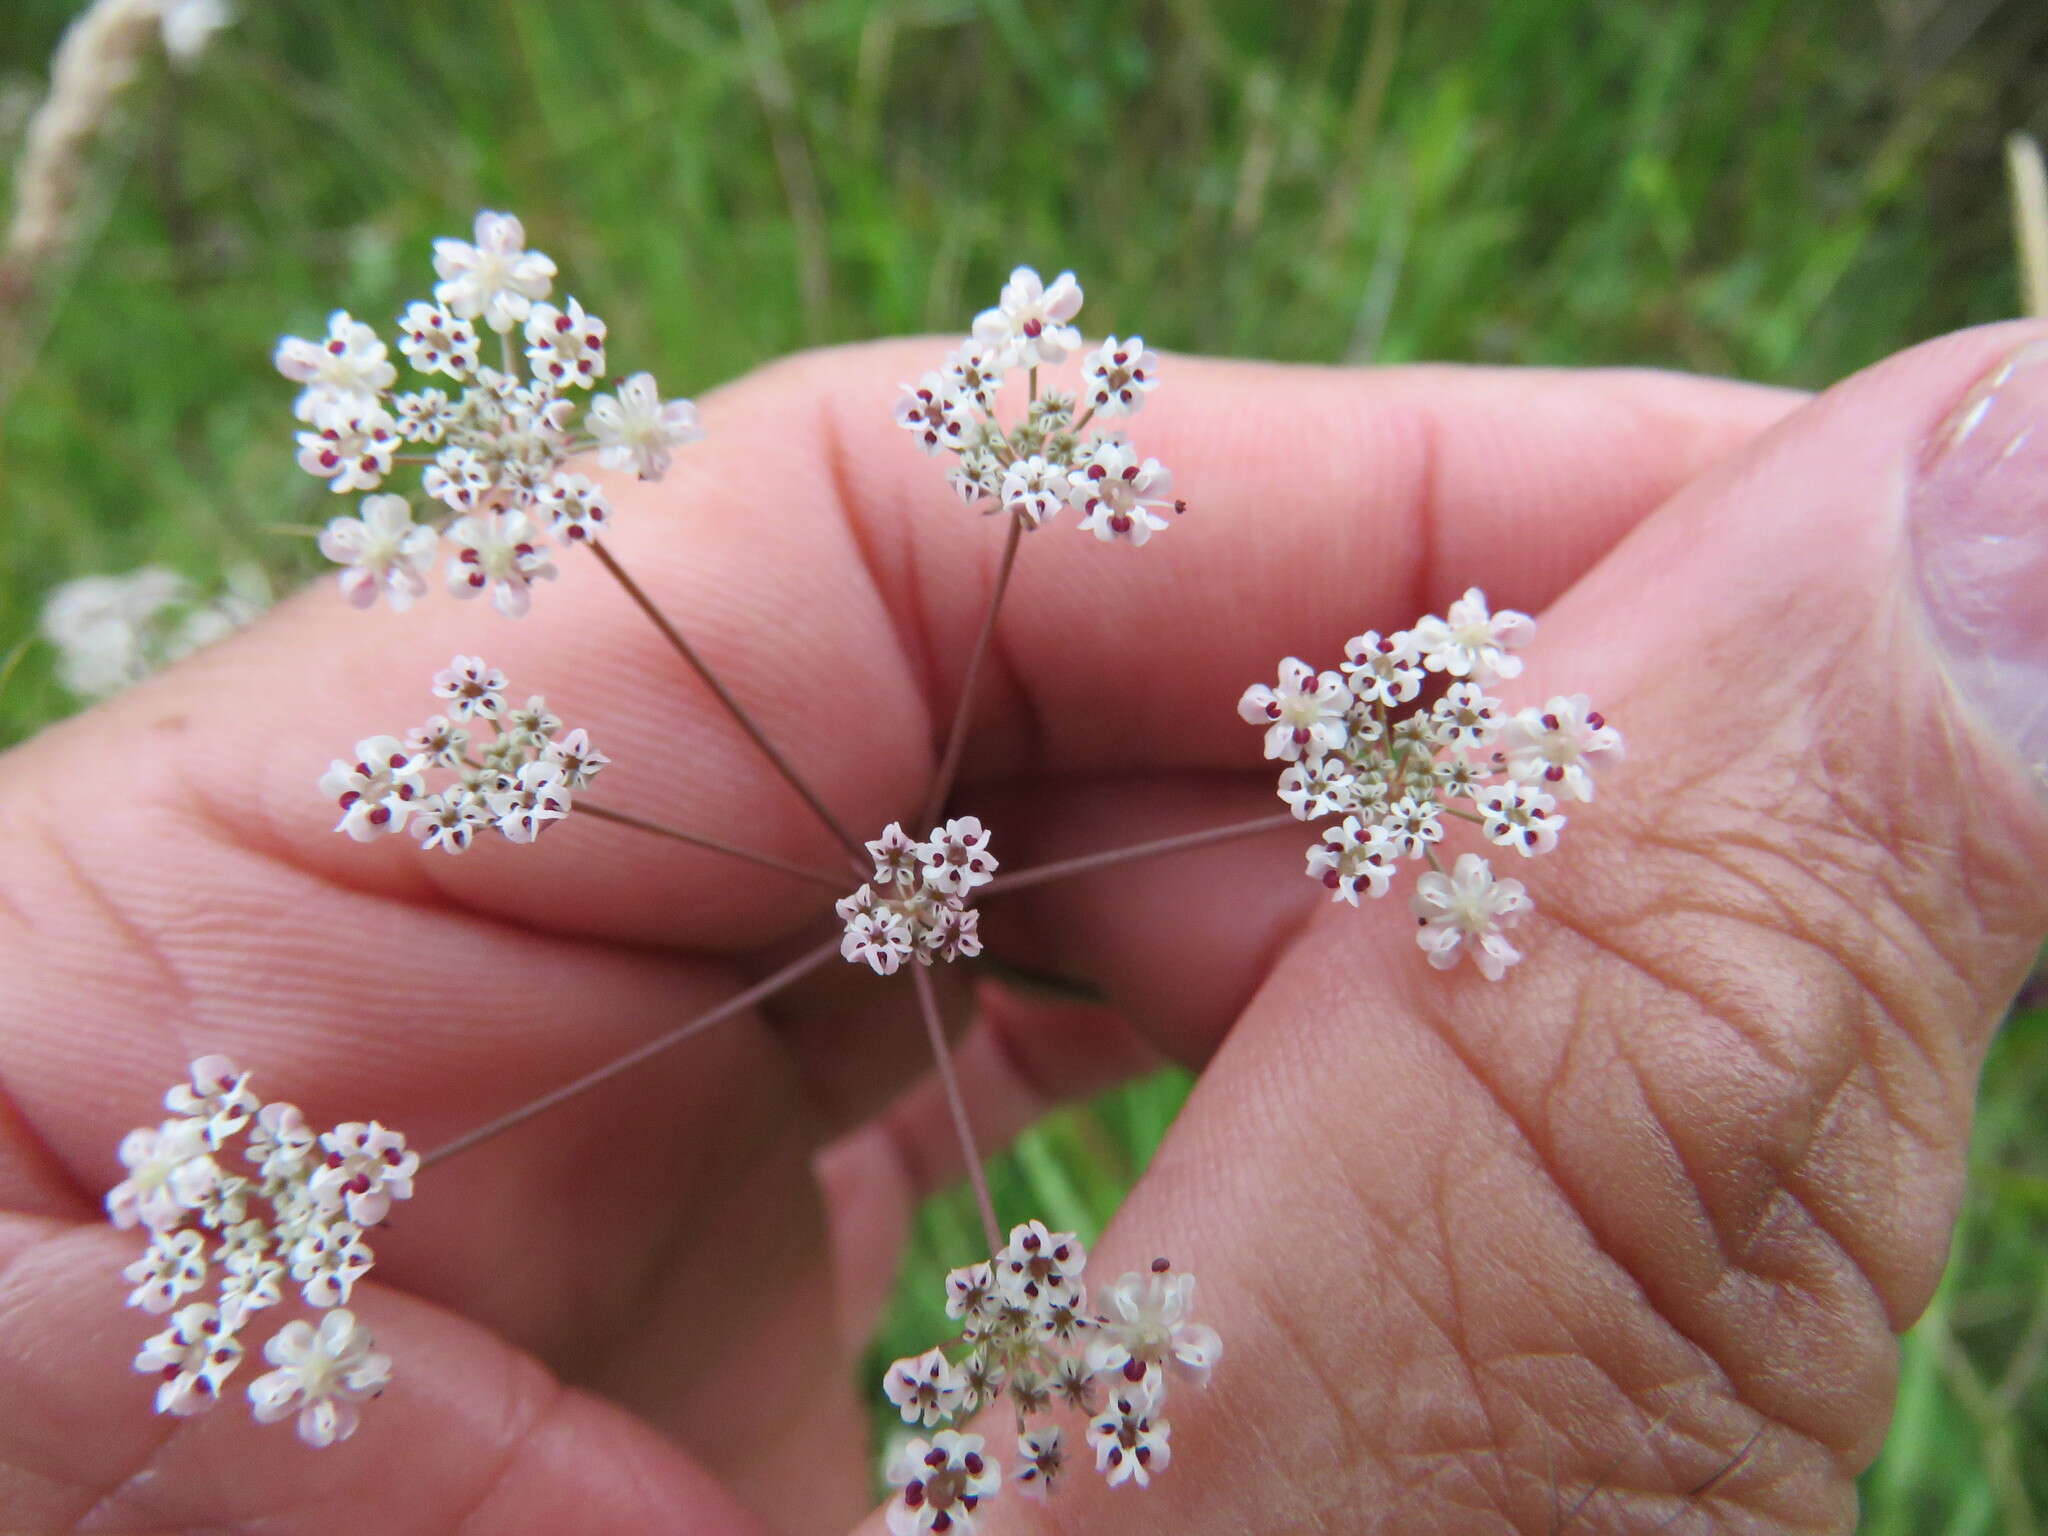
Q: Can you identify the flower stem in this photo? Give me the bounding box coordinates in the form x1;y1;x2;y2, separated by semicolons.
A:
577;800;848;889
588;539;866;870
420;937;839;1168
918;510;1026;828
911;961;1002;1255
979;811;1300;898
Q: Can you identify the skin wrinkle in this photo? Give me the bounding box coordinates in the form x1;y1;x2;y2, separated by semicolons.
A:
1536;899;1900;1463
0;1229;195;1533
1403;917;1875;1517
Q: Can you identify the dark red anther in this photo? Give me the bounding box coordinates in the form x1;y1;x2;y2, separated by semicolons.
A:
1587;711;1605;729
1123;1358;1145;1382
1151;1256;1171;1273
964;1453;984;1475
1546;765;1564;781
327;339;346;354
925;1448;947;1468
1023;318;1043;338
1541;713;1560;731
369;806;391;826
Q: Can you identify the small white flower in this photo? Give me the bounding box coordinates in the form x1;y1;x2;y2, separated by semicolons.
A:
1432;755;1485;800
1304;816;1397;905
246;1101;314;1182
317;494;438;611
917;817;997;896
487;760;574;842
401;715;470;769
134;1302;241;1417
1476;781;1565;857
445;509;558;618
886;1429;1001;1536
247;1309;392;1448
1086;1265;1223;1390
972;265;1084;369
994;1220;1086;1313
1052;1353;1098;1413
1340;628;1425;707
841;900;914;976
422;443;493;512
1081;335;1160;417
524;297;607;389
866;823;922;891
275;310;396;423
949;447;1003;507
1068;438;1178;546
433;210;557;333
537;470;612;545
541;728;609;789
1410;853;1529;980
392;388;455;444
1429;681;1504;752
894;373;973;455
319;734;426;841
943;343;1006;411
1411;587;1535;682
1015;1425;1064;1499
295;405;399;493
1238;658;1349;762
123;1228;209;1313
411;791;488;854
107;1118;217;1231
396;300;480;379
288;1220;375;1308
504;695;562;743
218;1242;286;1332
588;372;703;480
945;1261;998;1325
432;655;510;720
919;903;982;964
999;455;1065;529
883;1348;968;1428
1087;1374;1172;1489
1277;757;1359;821
164;1054;259;1147
310;1121;418;1227
1380;793;1443;859
1501;694;1622;802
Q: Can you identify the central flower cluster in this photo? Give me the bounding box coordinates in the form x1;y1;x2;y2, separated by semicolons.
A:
837;818;997;975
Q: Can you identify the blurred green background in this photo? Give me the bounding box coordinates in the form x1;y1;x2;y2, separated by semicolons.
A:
2;0;2044;1526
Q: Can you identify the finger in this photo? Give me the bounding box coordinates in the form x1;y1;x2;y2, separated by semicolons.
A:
0;1217;791;1535
894;321;2048;1535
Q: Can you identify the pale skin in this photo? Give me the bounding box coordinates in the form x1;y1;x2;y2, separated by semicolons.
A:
0;323;2043;1535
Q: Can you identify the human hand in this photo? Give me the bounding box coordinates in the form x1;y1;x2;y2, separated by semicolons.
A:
1;325;2042;1534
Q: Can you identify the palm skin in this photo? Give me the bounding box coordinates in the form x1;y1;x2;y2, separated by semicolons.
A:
0;327;2042;1535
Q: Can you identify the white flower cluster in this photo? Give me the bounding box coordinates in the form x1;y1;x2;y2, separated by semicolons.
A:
280;210;703;618
319;655;607;851
1238;587;1623;980
892;267;1184;546
38;564;268;700
837;818;996;975
106;1055;410;1447
882;1229;1220;1531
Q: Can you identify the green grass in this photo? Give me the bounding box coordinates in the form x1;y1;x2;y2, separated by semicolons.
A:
2;0;2044;1524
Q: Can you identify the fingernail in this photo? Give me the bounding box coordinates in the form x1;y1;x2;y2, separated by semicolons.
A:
1910;338;2048;780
